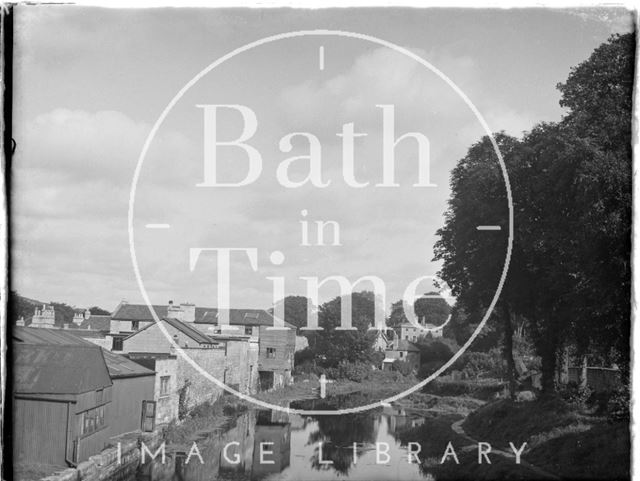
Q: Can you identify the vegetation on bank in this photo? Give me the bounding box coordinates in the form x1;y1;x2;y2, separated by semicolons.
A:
164;396;248;446
462;397;630;480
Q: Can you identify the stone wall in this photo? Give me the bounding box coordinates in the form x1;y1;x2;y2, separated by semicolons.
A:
39;430;163;481
176;348;227;412
175;340;258;412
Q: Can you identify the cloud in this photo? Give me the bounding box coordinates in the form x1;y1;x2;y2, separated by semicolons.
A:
11;108;198;307
278;46;479;136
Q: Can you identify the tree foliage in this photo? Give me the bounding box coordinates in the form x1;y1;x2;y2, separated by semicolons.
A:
304;291;379;368
434;33;633;392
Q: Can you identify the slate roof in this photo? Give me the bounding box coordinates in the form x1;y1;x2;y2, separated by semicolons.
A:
161;317;217;345
13;327;92;345
13;327;154;379
78;315;111;331
113;303;293;328
14;344;112;395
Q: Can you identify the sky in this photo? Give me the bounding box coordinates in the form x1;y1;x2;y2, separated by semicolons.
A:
11;6;634;312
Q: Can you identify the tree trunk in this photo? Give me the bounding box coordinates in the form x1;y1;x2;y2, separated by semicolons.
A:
503;304;516;400
557;345;569;385
540;329;558;395
579;355;588;389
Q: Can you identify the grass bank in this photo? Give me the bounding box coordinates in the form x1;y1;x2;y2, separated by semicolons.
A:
462;397;630;480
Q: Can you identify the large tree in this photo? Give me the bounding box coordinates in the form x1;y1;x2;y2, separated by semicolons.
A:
434;132;526;397
387;291;451;329
434;33;633;393
305;291;379;368
271;295;310;332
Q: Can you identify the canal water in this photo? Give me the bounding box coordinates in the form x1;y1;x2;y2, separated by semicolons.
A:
135;395;538;481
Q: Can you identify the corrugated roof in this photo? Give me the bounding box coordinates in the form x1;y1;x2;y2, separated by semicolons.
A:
14;344;112;395
112;303;292;327
13;327;154;379
78;315;111;331
100;349;155;378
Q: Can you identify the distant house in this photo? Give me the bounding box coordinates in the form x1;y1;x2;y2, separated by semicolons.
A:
121;316;220;352
13;327;156;442
372;329;391;352
383;339;421;372
29;304;56;328
397;320;443;342
13;344;113;465
78;315;111;333
110;301;296;391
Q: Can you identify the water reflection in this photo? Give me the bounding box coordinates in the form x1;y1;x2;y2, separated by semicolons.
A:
135;399;465;481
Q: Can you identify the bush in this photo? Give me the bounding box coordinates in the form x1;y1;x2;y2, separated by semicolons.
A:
336;360;371;382
558;382;592;409
392;359;413;376
607;387;630;422
294;347;315;366
460;349;504;379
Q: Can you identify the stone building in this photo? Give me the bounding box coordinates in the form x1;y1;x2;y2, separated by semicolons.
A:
109;301;296;391
122;316;259;422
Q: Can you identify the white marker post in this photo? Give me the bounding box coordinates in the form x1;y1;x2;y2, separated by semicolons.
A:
320;374;328;398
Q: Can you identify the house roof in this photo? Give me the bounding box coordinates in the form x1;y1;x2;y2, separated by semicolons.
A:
162;317;217;344
113;302;294;328
13;327;92;345
78;315;111;331
13;344;112;395
62;328;107;339
124;317;218;346
100;349;155;378
392;339;420;352
13;327;154;379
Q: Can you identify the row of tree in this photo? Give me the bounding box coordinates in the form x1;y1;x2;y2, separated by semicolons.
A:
434;33;634;395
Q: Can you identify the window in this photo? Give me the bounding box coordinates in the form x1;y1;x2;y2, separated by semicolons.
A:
400;352;404;358
245;326;253;336
81;405;106;436
95;389;104;404
266;347;276;359
160;376;170;396
112;337;123;351
131;321;140;331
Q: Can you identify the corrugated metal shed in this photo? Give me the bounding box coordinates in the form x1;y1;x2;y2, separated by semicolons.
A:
13;327;154;379
14;344;112;394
